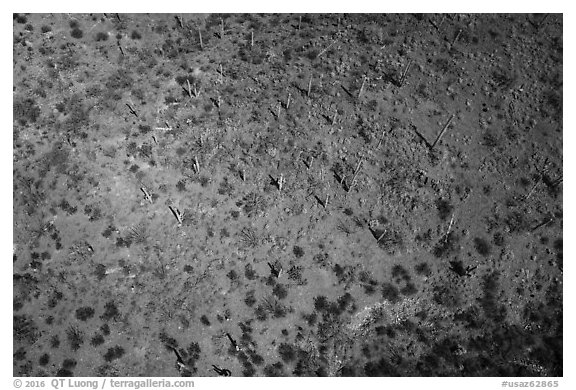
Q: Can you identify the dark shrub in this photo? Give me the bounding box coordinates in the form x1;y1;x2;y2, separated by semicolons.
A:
436;198;453;220
473;237;491;256
14;14;27;24
414;262;432;276
14;97;41;125
255;305;267;321
14;314;39;344
71;28;83;39
56;368;73;377
493;232;505;246
381;283;401;303
278;343;297;362
91;334;105;346
101;301;119;321
244;290;256;307
227;269;238;281
66;326;84;351
62;358;77;369
39;353;50;366
103;346;125;362
14;348;26;360
263;362;284;376
401;282;418;296
100;323;110;335
75;306;95;321
50;335;60;348
244;264;257;280
200;315;210;326
95;32;108;41
505;211;529;233
313;296;328;312
432;232;459;258
273;283;288;300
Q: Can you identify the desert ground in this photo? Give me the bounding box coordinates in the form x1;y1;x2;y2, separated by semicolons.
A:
13;13;562;377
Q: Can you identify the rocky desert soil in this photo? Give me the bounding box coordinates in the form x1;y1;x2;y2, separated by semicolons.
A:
13;13;562;377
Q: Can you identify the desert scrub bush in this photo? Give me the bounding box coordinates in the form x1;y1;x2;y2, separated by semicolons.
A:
491;68;517;90
505;211;530;233
238;227;259;249
103;345;125;362
101;301;120;321
90;334;105;346
236;192;266;216
56;368;73;377
391;264;410;283
176;342;202;376
14;13;27;23
432;282;462;309
541;89;562;121
414;261;432;276
263;362;285;377
200;315;211;326
39;353;50;366
227;269;239;282
39;144;70;175
75;306;95;321
100;323;110;336
482;130;500;148
66;326;84;351
272;283;288;300
364;357;400;376
287;265;307;285
14;315;39;344
436;198;453;221
62;358;77;371
244;263;257;280
371;227;404;255
333;263;356;287
313;293;354;317
257;296;287;319
493;231;505;247
359;271;379;295
83;203;102;222
95;31;108;41
381;282;401;303
313;252;329;267
432;231;459;258
105;68;134;91
473;237;491;256
71;27;83;39
401;282;418;296
50;335;60;348
125;223;147;245
238;45;266;65
278;343;297;362
58;199;78;215
14;97;40;125
292;245;304;258
244;290;257;307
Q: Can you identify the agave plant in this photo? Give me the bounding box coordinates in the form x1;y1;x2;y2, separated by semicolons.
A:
238;227;259;249
126;223;148;245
